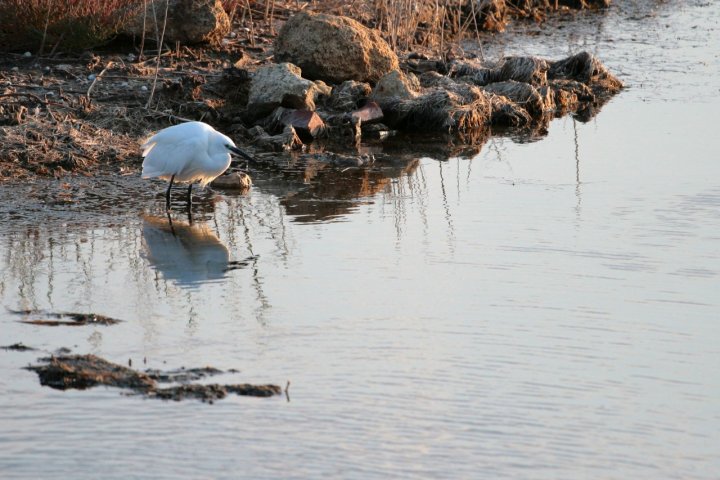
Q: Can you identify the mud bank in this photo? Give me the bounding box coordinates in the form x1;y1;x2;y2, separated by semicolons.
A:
27;354;282;402
1;4;622;183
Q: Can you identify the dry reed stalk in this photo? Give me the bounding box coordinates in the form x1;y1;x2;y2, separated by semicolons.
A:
243;0;256;47
38;8;51;55
139;0;148;60
146;0;170;109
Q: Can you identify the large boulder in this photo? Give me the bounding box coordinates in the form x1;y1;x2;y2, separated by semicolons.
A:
274;12;399;84
247;63;320;118
122;0;230;45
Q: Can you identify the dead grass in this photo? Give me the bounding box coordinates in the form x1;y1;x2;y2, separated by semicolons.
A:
0;0;146;52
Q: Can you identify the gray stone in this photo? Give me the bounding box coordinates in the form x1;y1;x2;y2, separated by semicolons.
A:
371;70;419;103
247;63;319;118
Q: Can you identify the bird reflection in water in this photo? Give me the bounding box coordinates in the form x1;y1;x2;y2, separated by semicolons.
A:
141;214;255;288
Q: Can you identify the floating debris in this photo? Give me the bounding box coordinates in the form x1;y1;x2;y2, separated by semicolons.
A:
146;366;224;383
11;310;122;326
1;342;36;351
150;383;281;403
26;354;281;403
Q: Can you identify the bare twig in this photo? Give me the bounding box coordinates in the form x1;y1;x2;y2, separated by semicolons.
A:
146;109;193;123
243;0;256;48
145;0;170;109
86;61;114;100
139;0;148;60
38;8;51;56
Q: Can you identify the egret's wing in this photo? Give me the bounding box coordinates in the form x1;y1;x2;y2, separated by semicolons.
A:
141;133;206;180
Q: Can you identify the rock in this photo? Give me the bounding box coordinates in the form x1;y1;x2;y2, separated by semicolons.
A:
121;0;230;45
329;80;372;111
249;125;303;152
210;172;252;190
371;70;419;103
350;101;384;124
247;63;319;119
278;109;325;140
274;11;399;84
313;80;332;98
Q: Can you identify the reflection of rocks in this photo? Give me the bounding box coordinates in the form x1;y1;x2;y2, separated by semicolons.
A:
141;215;230;287
251;154;420;223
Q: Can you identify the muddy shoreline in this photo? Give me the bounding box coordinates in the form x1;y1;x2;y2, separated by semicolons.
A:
1;1;622;184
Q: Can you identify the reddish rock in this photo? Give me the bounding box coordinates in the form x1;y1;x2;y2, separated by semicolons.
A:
281;109;325;139
350;102;384;124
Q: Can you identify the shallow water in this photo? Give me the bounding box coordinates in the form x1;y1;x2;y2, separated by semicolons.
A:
1;1;719;478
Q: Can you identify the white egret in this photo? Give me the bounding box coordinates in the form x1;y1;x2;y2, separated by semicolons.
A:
141;121;254;209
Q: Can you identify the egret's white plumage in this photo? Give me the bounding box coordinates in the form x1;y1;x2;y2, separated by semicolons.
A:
141;121;234;187
141;121;254;209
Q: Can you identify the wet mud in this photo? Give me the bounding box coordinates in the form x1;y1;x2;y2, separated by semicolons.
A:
27;354;282;402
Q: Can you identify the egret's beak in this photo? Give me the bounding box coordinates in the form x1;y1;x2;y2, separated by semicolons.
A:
227;145;256;163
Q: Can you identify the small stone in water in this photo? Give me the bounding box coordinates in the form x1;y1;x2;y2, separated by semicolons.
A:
88;74;96;81
23;51;32;58
140;86;148;91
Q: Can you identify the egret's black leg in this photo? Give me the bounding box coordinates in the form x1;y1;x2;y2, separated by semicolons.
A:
187;183;193;209
165;174;175;210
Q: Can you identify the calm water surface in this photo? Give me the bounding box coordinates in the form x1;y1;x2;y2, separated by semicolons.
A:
1;1;719;478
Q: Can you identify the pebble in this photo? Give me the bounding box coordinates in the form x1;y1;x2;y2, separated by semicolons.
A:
88;74;96;81
140;86;148;91
127;53;136;61
23;51;32;58
11;66;19;72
